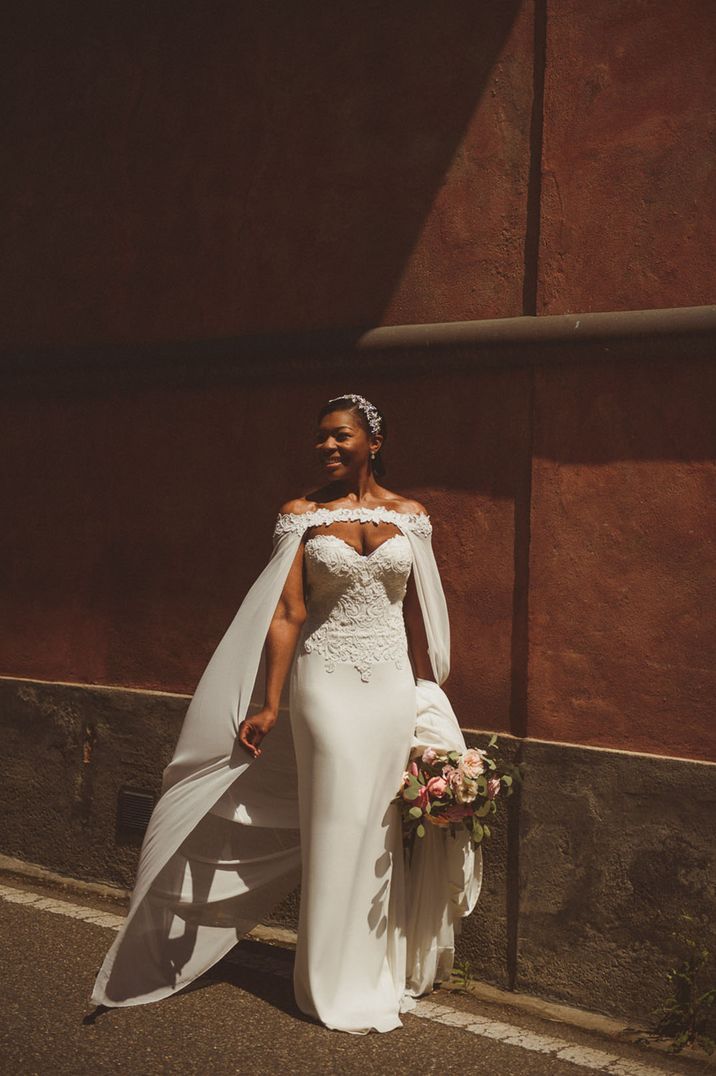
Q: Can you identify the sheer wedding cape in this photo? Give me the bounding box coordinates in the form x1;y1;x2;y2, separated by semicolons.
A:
91;509;483;1008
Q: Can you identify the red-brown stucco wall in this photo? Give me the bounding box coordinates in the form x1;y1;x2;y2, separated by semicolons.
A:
2;4;715;765
529;355;716;761
5;349;715;762
2;369;528;739
538;1;716;314
1;3;531;348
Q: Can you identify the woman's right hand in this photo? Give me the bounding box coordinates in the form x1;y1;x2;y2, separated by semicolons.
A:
237;708;277;759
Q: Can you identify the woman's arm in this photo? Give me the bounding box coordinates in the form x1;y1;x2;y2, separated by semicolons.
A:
237;532;307;759
403;569;435;682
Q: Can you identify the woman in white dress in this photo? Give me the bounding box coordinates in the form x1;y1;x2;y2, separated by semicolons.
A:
91;393;482;1034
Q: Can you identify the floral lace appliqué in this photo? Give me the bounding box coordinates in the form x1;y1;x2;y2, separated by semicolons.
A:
273;505;432;542
300;533;413;682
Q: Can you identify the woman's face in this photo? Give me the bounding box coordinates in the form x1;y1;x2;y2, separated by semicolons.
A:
315;409;375;479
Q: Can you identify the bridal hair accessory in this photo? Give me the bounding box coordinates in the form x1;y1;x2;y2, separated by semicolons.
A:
328;393;382;438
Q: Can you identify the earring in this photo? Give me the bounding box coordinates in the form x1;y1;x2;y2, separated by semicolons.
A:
370;452;376;459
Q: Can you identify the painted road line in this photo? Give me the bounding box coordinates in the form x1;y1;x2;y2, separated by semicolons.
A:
0;883;124;929
0;883;674;1075
412;1000;671;1076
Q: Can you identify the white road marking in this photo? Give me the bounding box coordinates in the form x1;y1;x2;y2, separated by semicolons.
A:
0;883;674;1075
412;1001;671;1076
0;884;125;929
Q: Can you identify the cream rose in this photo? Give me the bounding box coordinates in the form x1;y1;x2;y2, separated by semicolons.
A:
459;748;487;781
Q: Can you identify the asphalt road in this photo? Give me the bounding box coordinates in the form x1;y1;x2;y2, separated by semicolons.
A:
0;880;708;1076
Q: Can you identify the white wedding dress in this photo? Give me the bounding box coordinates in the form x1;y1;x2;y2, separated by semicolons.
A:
91;506;482;1034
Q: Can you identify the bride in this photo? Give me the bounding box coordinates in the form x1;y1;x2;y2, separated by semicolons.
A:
91;392;483;1034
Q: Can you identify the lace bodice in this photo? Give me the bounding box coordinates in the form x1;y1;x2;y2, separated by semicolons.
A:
299;530;414;683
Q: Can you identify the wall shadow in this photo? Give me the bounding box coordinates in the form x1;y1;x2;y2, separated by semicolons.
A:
2;2;523;346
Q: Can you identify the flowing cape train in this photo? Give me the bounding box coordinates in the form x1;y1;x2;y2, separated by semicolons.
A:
91;510;482;1007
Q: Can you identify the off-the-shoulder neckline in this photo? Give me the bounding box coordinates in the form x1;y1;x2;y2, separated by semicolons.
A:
273;504;432;537
277;504;430;521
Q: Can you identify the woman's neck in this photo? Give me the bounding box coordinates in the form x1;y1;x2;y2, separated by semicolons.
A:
327;474;381;502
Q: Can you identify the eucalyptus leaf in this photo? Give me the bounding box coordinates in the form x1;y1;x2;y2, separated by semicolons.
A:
408;806;423;819
416;824;426;838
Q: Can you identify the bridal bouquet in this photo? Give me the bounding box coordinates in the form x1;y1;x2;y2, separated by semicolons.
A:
394;735;519;851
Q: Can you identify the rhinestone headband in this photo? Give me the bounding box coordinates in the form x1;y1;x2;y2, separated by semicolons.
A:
327;393;382;438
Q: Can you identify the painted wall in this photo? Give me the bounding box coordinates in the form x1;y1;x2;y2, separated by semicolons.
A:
2;365;528;740
4;2;712;346
1;2;531;345
3;343;715;763
2;3;715;765
529;354;716;761
538;0;716;314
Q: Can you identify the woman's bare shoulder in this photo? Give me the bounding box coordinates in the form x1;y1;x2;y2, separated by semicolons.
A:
277;496;319;516
385;494;430;517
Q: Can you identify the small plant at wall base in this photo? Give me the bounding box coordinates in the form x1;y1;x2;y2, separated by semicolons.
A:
449;958;473;994
627;913;715;1055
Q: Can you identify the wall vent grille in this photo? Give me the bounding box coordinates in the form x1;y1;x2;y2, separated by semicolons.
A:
116;787;156;835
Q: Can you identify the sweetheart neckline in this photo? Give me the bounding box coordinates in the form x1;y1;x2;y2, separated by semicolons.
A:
304;532;408;561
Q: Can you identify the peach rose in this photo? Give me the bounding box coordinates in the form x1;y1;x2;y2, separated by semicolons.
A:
459;748;487;781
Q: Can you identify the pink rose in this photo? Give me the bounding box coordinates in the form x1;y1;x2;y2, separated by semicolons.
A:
426;775;448;799
414;785;429;810
422;747;439;766
487;776;501;800
459;748;487;780
409;761;419;777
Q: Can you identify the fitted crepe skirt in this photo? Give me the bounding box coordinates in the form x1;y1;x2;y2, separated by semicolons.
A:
289;649;417;1034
